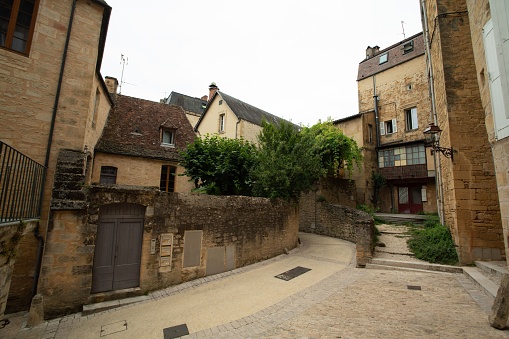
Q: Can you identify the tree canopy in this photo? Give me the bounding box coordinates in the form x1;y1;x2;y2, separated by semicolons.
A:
179;120;362;200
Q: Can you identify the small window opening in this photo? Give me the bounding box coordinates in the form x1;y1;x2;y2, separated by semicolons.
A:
100;166;117;184
403;40;414;54
161;129;175;146
379;53;388;64
160;165;176;192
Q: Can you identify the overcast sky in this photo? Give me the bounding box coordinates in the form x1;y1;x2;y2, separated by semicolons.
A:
100;1;423;127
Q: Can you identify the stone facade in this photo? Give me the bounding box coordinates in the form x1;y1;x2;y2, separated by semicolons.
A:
422;0;505;264
38;186;299;319
346;33;437;214
1;0;113;313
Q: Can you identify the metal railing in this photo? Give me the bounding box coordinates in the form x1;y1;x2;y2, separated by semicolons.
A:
0;141;45;224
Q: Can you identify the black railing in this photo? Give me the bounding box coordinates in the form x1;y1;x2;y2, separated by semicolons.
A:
0;141;45;224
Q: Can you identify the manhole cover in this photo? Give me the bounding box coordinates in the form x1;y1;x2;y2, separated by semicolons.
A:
100;320;127;337
163;324;189;338
275;266;311;281
407;285;422;290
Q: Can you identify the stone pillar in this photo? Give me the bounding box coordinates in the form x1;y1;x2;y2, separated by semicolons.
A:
27;294;44;327
355;219;375;267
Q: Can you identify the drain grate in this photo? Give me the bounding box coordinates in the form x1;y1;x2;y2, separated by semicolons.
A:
163;324;189;338
100;320;127;337
407;285;422;290
275;266;311;281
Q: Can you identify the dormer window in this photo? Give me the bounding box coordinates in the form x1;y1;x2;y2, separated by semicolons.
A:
379;53;388;64
161;129;175;146
403;40;414;54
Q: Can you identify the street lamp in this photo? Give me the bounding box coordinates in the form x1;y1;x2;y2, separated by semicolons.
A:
423;123;454;160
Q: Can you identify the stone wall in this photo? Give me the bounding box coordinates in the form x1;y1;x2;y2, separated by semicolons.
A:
2;0;112;312
466;0;509;267
299;190;374;267
423;0;505;264
0;220;38;317
38;186;299;319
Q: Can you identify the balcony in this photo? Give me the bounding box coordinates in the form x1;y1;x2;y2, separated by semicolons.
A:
379;164;431;181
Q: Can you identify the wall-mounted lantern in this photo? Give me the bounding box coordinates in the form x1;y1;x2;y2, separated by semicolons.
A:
423;123;454;160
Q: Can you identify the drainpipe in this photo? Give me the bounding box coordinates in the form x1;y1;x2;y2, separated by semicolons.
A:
33;0;77;296
373;76;381;148
421;0;446;225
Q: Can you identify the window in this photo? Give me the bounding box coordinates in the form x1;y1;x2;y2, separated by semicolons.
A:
380;119;397;135
402;40;414;54
161;129;175;146
219;113;225;133
100;166;117;184
405;107;418;131
368;124;373;144
378;144;426;168
160;165;176;192
219;100;223;105
379;53;388;64
0;0;39;55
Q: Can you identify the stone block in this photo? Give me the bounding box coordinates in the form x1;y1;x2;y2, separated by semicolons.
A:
490;274;509;329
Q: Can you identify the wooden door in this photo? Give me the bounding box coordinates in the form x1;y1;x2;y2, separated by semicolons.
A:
398;186;423;214
92;204;144;293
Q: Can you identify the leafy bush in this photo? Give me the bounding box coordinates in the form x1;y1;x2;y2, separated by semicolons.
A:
357;204;385;224
407;223;458;265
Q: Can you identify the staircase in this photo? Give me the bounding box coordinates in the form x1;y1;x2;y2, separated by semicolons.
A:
374;213;429;225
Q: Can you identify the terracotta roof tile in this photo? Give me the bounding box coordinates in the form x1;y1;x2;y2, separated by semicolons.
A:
95;95;195;160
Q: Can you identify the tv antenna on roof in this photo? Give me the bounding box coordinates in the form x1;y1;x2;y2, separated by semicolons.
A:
119;54;128;94
401;21;406;39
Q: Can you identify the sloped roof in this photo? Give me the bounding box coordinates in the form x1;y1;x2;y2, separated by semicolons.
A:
195;91;292;131
95;95;195;161
165;91;207;115
357;32;425;81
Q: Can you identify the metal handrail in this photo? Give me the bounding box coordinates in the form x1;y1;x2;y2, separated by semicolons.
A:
0;141;45;224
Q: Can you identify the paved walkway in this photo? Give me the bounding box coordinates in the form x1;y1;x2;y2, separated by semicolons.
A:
2;232;509;338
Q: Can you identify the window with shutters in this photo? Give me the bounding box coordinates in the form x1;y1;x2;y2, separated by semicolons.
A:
484;13;509;140
380;119;397;135
0;0;40;55
405;107;418;131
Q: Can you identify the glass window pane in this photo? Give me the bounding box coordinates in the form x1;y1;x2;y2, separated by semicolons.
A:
16;11;31;28
11;36;26;52
19;0;34;14
399;187;409;204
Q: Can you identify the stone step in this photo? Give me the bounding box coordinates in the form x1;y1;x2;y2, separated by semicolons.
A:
370;258;463;273
462;266;499;299
82;295;150;316
365;263;452;275
475;261;508;282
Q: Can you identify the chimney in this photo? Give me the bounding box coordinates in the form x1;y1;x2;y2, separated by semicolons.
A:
365;46;381;59
105;76;118;100
208;82;218;102
201;95;208;101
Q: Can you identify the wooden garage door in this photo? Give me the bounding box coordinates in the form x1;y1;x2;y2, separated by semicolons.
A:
91;204;145;293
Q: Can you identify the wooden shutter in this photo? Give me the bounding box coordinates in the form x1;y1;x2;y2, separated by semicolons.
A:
484;19;509;140
380;122;386;136
392;118;398;133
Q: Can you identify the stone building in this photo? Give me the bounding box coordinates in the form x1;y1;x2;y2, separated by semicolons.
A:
195;83;291;144
338;33;437;214
421;0;506;264
92;88;196;193
0;0;113;314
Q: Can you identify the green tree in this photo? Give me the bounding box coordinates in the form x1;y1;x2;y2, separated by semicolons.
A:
179;135;257;195
251;121;323;200
302;120;363;176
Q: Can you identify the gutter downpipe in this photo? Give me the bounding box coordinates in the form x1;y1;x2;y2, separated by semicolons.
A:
421;0;445;226
33;0;77;297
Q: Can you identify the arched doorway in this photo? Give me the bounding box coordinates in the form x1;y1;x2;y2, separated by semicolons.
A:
91;203;145;293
